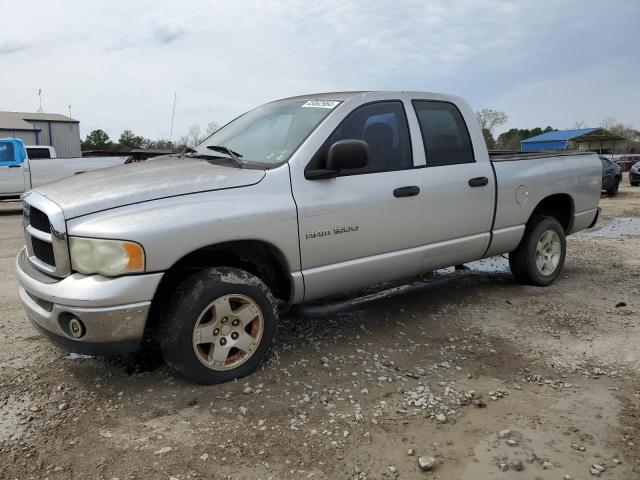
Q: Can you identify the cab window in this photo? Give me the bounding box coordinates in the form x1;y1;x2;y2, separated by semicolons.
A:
0;142;15;163
27;148;53;159
307;101;413;175
412;100;475;166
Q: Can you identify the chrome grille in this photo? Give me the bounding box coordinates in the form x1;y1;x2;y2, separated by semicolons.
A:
31;236;56;266
23;192;71;277
29;207;51;233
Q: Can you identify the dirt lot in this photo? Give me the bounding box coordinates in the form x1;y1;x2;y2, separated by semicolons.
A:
1;179;639;480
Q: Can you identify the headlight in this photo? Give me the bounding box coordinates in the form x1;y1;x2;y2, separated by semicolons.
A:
69;237;145;276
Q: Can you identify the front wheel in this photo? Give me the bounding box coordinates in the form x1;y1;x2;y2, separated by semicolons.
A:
509;216;566;286
158;267;278;384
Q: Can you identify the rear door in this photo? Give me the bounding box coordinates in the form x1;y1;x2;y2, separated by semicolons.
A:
291;100;426;301
0;140;26;196
410;100;494;270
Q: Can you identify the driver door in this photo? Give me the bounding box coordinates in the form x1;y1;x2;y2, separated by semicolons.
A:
290;100;426;301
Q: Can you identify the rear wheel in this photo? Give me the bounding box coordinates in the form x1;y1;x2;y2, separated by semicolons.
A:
158;267;277;384
606;179;620;195
509;216;566;286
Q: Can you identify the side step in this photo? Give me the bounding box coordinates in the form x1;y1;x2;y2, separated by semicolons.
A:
292;270;471;317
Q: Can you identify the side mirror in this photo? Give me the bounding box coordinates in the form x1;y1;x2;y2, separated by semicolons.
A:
306;139;369;179
327;139;368;170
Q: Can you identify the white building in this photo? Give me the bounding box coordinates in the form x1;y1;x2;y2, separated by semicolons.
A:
0;111;81;158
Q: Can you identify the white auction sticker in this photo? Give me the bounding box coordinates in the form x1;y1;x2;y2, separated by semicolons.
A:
301;100;340;109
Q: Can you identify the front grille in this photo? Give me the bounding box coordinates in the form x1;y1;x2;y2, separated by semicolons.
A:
31;236;56;267
23;193;70;277
29;207;51;233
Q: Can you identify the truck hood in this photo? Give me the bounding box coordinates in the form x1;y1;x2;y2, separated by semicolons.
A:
32;156;266;218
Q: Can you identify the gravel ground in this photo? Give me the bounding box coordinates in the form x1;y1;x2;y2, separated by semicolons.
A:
1;178;639;480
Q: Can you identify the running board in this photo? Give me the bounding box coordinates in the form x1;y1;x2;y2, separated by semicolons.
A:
292;269;471;317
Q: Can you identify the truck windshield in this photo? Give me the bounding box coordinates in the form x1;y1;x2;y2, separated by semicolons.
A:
191;99;341;167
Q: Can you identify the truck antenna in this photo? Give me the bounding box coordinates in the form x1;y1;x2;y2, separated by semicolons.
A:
37;89;44;113
169;92;177;144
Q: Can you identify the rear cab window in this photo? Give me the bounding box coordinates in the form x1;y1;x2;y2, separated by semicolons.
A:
26;148;52;159
412;100;475;166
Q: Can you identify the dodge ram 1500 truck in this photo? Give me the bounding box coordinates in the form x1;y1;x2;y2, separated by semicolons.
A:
16;91;601;384
0;138;130;198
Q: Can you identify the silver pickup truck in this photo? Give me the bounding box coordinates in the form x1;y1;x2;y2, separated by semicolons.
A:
16;91;601;384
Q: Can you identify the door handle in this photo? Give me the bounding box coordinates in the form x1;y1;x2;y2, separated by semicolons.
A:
468;176;489;187
393;185;420;197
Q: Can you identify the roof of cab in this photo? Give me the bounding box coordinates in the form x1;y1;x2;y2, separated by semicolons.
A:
274;91;457;103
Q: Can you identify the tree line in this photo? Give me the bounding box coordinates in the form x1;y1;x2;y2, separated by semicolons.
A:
81;112;640;154
475;109;639;152
81;122;220;152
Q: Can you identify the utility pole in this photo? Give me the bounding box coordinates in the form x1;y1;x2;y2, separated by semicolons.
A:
37;89;44;113
169;92;177;144
68;105;72;119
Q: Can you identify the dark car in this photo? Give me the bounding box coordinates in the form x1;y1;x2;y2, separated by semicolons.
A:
600;156;623;195
630;161;640;186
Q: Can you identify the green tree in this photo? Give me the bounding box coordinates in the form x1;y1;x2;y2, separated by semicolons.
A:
144;138;175;150
118;130;145;150
496;126;555;151
81;129;113;150
475;109;508;151
482;128;496;150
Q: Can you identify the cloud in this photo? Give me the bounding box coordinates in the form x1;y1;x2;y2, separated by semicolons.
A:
150;17;186;44
0;0;638;140
0;39;29;56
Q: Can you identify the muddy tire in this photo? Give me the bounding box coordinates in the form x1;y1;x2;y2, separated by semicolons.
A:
158;267;277;384
509;216;566;286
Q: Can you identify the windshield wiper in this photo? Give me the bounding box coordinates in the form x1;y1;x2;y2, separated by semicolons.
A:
207;145;244;167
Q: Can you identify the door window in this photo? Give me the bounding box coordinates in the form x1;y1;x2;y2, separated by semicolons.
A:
0;141;15;163
308;101;413;175
412;101;475;166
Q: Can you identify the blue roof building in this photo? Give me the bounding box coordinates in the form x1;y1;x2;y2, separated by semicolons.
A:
521;128;626;153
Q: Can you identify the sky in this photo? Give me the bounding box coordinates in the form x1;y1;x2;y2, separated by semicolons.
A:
1;0;639;141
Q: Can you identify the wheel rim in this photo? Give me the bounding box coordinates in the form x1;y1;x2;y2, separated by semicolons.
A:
535;229;561;276
192;294;264;371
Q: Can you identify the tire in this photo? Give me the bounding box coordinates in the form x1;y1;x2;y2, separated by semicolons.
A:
606;179;619;195
631;182;640;187
509;216;566;286
158;267;278;384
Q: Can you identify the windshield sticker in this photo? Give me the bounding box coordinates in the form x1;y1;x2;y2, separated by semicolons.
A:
301;100;340;109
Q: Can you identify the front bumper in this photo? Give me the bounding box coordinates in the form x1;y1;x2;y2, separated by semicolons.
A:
16;247;164;355
630;170;640;182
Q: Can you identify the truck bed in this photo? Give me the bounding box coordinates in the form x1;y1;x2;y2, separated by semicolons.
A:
489;150;596;162
486;149;601;257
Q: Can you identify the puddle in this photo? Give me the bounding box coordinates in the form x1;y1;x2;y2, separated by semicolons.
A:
583;217;640;237
0;394;31;442
65;353;94;360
